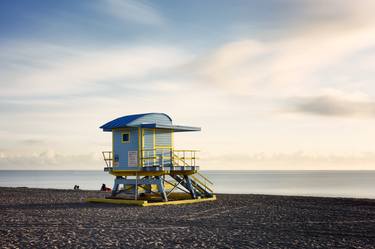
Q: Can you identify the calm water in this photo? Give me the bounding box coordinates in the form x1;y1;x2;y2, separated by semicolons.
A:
0;170;374;199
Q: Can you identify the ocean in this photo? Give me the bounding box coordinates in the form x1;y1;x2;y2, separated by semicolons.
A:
0;170;374;199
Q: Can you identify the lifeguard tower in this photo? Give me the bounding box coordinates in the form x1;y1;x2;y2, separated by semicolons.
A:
94;113;214;205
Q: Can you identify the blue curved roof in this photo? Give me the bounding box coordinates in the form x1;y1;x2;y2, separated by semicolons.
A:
100;113;172;131
100;113;200;132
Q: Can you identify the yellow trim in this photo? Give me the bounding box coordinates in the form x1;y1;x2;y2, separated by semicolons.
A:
85;195;216;207
169;170;196;175
144;195;216;207
141;128;144;163
86;198;147;206
153;128;156;165
121;131;130;144
153;128;156;147
109;169;197;177
112;131;114;166
138;127;141;167
110;170;167;177
171;128;174;149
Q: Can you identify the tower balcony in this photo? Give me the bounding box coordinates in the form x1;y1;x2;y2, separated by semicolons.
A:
102;149;199;172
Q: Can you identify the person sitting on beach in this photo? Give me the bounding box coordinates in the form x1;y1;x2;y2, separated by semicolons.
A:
100;184;111;192
73;185;80;190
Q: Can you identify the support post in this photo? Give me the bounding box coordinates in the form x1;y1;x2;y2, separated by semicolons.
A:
135;173;138;200
170;149;173;167
144;176;152;194
184;175;197;199
111;176;121;196
156;176;168;202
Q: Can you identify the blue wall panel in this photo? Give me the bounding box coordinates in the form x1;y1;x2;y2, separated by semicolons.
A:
113;127;139;169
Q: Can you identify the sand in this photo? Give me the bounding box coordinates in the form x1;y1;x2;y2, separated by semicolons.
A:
1;187;375;248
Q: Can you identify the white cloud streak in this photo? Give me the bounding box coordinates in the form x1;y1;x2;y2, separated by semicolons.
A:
0;43;192;97
0;150;100;170
99;0;165;26
192;0;375;96
195;32;375;96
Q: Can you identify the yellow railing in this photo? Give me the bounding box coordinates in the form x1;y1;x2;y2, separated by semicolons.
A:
102;149;199;168
173;150;198;167
141;149;199;167
196;171;213;185
191;174;214;193
141;148;170;167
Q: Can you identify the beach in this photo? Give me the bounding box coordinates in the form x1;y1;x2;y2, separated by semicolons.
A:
1;187;375;248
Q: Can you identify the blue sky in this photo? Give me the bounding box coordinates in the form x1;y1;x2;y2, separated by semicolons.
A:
1;0;375;170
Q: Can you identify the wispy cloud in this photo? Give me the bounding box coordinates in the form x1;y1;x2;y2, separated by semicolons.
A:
196;33;375;96
192;0;375;96
0;43;191;97
0;150;100;170
99;0;165;27
286;93;375;118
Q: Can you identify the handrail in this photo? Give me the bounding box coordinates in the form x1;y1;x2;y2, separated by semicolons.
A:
103;149;199;168
196;172;213;185
191;175;214;193
174;149;200;152
141;149;198;167
141;149;199;152
172;153;190;167
102;151;112;167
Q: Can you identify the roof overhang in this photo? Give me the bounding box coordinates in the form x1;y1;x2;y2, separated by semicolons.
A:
140;123;201;132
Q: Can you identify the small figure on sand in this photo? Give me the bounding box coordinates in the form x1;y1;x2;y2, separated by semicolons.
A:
100;184;111;192
73;185;80;190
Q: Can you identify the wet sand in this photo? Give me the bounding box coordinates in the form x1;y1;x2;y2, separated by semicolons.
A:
1;187;375;248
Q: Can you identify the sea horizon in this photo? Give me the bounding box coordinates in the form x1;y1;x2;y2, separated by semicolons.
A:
1;170;375;199
1;169;375;171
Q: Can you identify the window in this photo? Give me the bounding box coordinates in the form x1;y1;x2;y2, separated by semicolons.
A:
121;132;130;143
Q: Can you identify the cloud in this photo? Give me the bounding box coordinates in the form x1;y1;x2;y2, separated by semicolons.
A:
22;139;45;145
286;90;375;117
0;43;191;97
285;0;375;32
99;0;165;27
196;33;375;95
191;0;375;96
4;1;375;99
0;150;100;170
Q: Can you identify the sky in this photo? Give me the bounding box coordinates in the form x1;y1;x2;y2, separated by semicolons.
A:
1;0;375;170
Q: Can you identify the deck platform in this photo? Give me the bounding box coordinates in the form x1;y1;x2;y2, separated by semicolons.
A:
106;166;199;176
